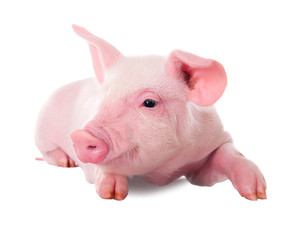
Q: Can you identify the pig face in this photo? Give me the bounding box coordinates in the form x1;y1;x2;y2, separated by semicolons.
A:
71;25;227;176
72;56;189;175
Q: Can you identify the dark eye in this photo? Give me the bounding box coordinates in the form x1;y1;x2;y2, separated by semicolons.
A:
143;99;158;108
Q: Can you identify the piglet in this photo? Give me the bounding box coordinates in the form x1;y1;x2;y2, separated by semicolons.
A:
35;25;266;201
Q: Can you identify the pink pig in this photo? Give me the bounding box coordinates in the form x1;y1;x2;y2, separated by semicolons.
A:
35;25;266;201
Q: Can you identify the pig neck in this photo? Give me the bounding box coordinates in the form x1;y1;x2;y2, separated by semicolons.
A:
142;104;231;185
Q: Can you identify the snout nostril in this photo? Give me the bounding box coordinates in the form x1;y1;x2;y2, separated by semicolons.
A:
87;145;97;149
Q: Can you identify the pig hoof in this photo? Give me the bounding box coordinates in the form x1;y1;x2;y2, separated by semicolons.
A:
229;161;267;201
96;174;128;200
46;148;77;168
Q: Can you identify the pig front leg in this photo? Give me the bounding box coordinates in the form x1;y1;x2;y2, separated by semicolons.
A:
186;142;267;200
94;172;128;200
39;148;77;168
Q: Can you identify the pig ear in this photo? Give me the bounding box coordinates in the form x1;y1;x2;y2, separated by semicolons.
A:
72;25;122;84
166;50;227;106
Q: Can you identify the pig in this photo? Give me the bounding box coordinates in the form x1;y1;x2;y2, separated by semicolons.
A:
35;25;267;201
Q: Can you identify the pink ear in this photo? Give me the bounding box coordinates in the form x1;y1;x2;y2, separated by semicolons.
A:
72;25;122;83
166;50;227;106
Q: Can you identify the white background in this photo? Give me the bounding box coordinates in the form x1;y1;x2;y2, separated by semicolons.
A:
0;0;300;239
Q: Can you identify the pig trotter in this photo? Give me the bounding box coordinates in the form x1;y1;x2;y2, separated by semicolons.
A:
95;173;128;200
45;148;77;168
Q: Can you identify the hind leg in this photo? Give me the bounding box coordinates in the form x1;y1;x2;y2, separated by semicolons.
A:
40;148;77;168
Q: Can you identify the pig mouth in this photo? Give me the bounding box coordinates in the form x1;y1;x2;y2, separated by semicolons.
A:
94;145;140;175
103;145;139;167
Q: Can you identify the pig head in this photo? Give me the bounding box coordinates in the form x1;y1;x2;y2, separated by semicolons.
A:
70;25;227;176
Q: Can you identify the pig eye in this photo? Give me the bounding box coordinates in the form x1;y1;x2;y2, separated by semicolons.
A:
143;99;158;108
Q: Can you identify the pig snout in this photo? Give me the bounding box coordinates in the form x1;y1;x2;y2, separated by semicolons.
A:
71;129;109;164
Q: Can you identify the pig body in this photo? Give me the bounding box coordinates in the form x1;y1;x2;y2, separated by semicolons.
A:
35;25;266;200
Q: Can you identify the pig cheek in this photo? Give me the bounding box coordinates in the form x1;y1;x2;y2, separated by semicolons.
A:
111;124;132;153
135;115;179;159
103;116;137;161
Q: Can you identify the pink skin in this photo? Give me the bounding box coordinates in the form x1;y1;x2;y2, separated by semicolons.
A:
35;25;267;200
